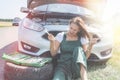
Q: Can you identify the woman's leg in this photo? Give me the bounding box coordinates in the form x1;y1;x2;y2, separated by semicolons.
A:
80;64;88;80
72;47;88;80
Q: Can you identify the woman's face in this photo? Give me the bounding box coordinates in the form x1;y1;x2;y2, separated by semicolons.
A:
68;23;80;36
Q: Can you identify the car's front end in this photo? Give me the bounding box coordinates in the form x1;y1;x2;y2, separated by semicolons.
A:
18;1;113;63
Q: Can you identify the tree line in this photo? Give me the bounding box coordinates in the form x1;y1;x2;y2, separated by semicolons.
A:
0;19;13;22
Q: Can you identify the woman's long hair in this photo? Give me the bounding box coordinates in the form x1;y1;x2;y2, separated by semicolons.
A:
70;17;90;40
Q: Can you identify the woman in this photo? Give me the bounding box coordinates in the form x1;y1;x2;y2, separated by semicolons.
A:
48;17;97;80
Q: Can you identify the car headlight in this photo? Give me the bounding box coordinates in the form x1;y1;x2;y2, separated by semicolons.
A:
23;18;44;32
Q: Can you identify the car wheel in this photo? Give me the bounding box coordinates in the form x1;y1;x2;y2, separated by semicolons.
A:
4;51;54;80
4;61;53;80
88;59;108;66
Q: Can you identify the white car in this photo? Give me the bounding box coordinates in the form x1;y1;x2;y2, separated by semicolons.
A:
18;0;113;63
12;17;21;26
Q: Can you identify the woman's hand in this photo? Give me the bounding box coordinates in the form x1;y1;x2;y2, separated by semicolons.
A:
89;38;99;46
48;33;56;42
86;38;99;59
48;33;59;56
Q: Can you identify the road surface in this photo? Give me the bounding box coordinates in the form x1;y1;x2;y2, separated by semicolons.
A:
0;27;18;80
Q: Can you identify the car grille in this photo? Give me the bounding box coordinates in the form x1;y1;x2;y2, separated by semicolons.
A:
88;54;99;60
42;31;62;40
21;41;40;53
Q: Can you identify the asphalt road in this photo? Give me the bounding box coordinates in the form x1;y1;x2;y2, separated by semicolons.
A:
0;27;18;80
0;27;18;49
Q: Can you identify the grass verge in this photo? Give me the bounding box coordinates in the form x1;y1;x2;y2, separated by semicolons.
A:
0;21;12;27
87;25;120;80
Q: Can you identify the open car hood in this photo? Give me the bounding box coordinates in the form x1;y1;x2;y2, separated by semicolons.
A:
28;0;87;8
27;0;106;11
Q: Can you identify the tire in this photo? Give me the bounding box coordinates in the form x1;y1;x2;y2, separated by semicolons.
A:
4;51;54;80
4;61;53;80
87;59;109;66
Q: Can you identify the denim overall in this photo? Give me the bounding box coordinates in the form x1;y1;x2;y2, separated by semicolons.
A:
53;34;87;80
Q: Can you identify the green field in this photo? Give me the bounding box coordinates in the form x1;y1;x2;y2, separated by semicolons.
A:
0;21;12;27
0;21;120;80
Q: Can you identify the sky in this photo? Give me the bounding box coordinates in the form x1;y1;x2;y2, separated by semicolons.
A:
0;0;27;19
102;0;120;21
0;0;120;20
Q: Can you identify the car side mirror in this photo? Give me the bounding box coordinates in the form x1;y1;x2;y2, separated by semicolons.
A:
20;7;30;13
